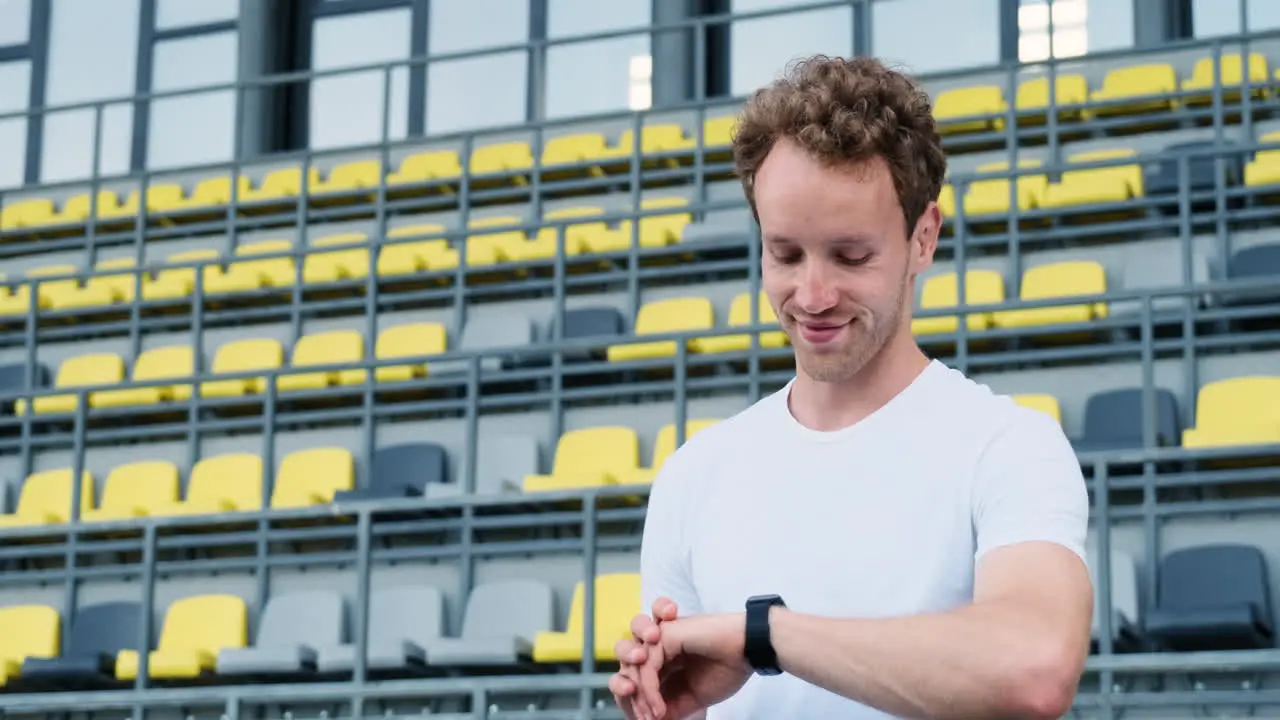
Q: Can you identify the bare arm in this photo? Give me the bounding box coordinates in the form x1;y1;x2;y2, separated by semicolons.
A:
767;541;1093;720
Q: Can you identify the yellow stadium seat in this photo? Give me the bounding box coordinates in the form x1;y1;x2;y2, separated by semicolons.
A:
696;292;788;354
270;447;355;509
303;232;370;284
1182;52;1269;105
465;216;529;266
0;198;55;231
606;296;716;362
523;426;641;492
312;159;382;196
606;197;691;251
16;352;125;415
154;454;263;517
278;330;367;392
911;270;1006;336
25;265;84;310
1011;394;1062;425
378;223;459;276
1181;376;1280;450
615;420;718;486
0;468;95;528
1243;130;1280;188
470;142;534;176
961;161;1050;217
146;175;243;214
0;274;30;317
933;85;1007;134
703;115;737;149
0;605;60;685
204;240;296;295
116;594;247;680
937;184;956;219
199;338;284;398
991;261;1109;330
533;573;641;663
606;125;697;163
1040;149;1143;210
93;345;195;409
1089;63;1178;116
143;249;220;301
527;206;610;257
1016;74;1090;122
55;258;141;310
54;190;126;225
541;132;614;169
239;166;321;205
386;150;463;187
81;460;180;523
375;322;447;383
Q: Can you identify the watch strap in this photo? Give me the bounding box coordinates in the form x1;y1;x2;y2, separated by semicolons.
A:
744;594;786;675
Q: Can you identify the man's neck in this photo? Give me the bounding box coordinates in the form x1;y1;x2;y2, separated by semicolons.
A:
787;333;932;433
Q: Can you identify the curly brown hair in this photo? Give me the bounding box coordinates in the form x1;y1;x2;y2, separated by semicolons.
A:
732;54;948;238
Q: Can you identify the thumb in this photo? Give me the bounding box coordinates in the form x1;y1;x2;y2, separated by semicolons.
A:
653;597;680;622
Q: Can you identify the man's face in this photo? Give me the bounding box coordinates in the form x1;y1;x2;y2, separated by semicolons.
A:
755;138;936;384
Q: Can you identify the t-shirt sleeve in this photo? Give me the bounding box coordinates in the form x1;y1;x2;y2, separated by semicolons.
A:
971;406;1090;564
639;444;705;618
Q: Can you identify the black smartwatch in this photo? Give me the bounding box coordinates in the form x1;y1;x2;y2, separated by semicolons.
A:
744;594;786;676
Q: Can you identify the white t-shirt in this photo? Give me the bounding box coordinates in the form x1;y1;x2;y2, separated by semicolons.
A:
639;360;1089;720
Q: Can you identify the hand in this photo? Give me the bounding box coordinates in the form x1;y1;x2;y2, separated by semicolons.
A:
611;598;679;720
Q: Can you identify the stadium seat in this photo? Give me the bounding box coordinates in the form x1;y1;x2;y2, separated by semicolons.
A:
911;270;1006;336
702;115;736;149
386;149;463;188
990;261;1109;330
375;322;448;382
153;453;263;518
959;160;1050;218
1015;73;1089;122
615;420;718;486
1085;548;1141;652
523;426;641;492
16;352;126;415
0;468;95;527
142;249;219;301
60;258;142;310
1111;248;1212;318
606;296;716;362
204;240;296;295
334;442;446;501
20;601;141;688
378;223;459;276
533;572;641;663
1143;139;1242;198
1073;387;1182;453
80;460;180;523
932;85;1007;134
465;216;531;266
461;435;540;498
0;197;55;231
1011;394;1062;424
470;141;534;177
27;264;88;310
682;208;755;245
277;330;367;392
536;206;612;255
146;176;237;215
1040;149;1144;211
303;232;371;284
1222;242;1280;306
1244;131;1280;189
1181;52;1269;105
937;183;956;220
239;166;321;206
696;292;787;354
609;197;692;251
92;345;195;409
1181;376;1280;449
1145;544;1274;651
0;605;60;686
199;338;285;398
430;314;535;375
0;362;50;415
312;159;382;198
427;580;555;667
0;274;32;316
1089;63;1179;116
116;594;248;680
270;447;355;509
315;585;443;673
554;307;625;363
216;590;345;676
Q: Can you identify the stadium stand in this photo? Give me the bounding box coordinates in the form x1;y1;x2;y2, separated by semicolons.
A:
0;0;1278;718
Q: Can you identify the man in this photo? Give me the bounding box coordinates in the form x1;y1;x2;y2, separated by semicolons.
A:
607;55;1094;720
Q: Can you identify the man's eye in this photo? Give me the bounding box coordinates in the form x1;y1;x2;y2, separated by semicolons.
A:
840;255;872;266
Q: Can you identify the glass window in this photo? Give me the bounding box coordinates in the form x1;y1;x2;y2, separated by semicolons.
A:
730;0;854;98
311;8;411;151
545;0;652;119
0;0;31;46
41;0;139;183
426;0;528;134
1193;0;1280;37
156;0;237;30
874;0;1000;74
1018;0;1132;62
0;61;30;189
148;32;238;170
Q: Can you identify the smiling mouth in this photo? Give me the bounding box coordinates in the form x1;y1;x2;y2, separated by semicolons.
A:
797;320;851;344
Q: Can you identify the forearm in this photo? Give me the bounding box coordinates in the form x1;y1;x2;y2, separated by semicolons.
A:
769;602;1082;720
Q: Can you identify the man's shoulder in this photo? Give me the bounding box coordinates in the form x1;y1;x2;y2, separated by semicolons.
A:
653;388;784;482
923;363;1065;443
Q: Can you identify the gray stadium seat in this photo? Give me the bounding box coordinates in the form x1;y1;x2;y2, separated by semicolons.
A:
1144;139;1242;199
426;435;535;499
334;442;447;501
1111;249;1211;319
0;362;50;415
429;315;535;376
557;307;625;363
426;579;554;667
1144;544;1275;652
1222;242;1280;306
20;601;141;688
1087;547;1142;652
315;585;443;673
681;208;755;245
216;590;345;676
1072;387;1182;453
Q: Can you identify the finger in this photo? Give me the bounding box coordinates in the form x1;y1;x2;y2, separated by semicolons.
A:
615;638;648;666
637;639;667;719
624;663;655;719
609;676;640;720
631;612;661;644
652;597;680;622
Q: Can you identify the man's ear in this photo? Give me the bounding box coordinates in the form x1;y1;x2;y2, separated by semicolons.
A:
909;202;941;275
